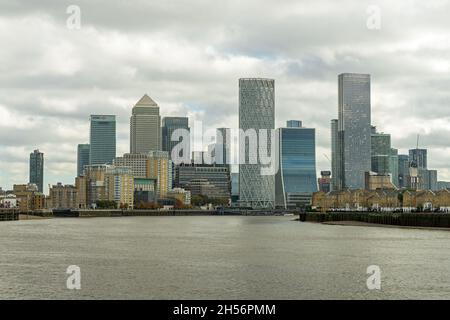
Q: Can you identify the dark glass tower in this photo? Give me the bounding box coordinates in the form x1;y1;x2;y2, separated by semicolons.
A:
275;121;318;208
162;117;190;160
29;149;44;192
77;144;90;176
335;73;371;190
89;115;116;165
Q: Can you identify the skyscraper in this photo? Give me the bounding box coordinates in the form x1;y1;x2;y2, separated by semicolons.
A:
239;78;275;208
130;94;161;154
398;154;410;188
215;128;231;165
275;121;318;208
331;119;341;191
77;144;90;176
162;117;190;160
371;127;391;175
333;73;371;190
389;148;399;187
29;149;44;192
409;149;427;169
89;115;116;165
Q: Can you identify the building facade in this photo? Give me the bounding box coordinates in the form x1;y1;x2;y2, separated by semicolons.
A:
175;163;230;200
48;183;77;209
275;121;318;208
398;154;410;188
77;144;90;177
334;73;371;190
29;149;44;192
146;151;171;198
162;117;190;160
104;166;134;209
371;127;391;175
238;78;275;208
90;115;116;165
130;94;161;154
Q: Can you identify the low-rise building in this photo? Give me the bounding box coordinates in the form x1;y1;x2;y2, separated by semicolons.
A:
48;183;77;209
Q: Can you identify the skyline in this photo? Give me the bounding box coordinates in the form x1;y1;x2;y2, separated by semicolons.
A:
1;0;450;191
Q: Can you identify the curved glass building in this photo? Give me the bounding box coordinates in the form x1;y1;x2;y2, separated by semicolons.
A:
275;121;318;208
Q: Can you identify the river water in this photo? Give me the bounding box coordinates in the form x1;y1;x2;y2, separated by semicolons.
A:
0;216;449;299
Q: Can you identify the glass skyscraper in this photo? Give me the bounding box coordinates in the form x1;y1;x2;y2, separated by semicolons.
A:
389;148;399;188
89;115;116;165
409;149;427;169
162;117;190;160
398;154;410;188
333;73;371;190
77;144;90;176
239;78;275;208
29;149;44;192
371;127;391;175
275;121;317;208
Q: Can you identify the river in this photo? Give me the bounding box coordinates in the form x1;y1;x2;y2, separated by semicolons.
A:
0;216;448;299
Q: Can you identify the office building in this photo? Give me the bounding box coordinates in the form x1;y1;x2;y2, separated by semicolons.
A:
275;120;318;208
389;148;399;187
175;163;230;200
90;115;116;165
371;127;391;175
215;128;232;165
398;154;410;188
239;78;275;208
134;178;158;206
130;94;161;154
162;117;190;160
409;149;427;169
331;119;341;191
77;144;90;176
333;73;371;190
114;153;149;178
29;149;44;193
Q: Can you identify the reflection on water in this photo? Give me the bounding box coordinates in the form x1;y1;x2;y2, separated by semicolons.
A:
0;216;449;299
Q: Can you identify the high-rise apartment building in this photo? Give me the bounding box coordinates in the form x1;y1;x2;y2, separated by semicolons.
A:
146;151;171;198
77;144;90;176
332;73;371;190
104;166;134;209
89;115;116;165
239;78;275;208
130;94;161;154
275;120;318;208
29;149;44;192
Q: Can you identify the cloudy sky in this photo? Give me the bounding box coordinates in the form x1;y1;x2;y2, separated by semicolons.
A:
1;0;450;192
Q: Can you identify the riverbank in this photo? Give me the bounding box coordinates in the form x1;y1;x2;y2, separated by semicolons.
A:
319;220;450;231
300;212;450;229
19;214;51;220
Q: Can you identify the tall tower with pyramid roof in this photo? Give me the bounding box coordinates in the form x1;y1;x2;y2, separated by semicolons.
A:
130;94;161;153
